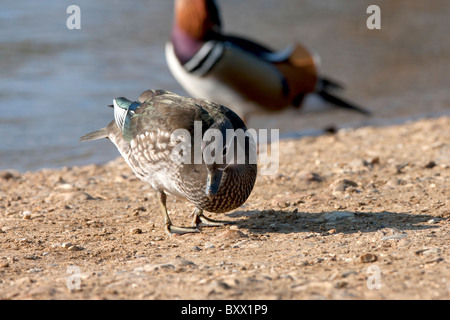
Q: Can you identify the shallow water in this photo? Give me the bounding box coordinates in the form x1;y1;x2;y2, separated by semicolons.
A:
1;0;449;171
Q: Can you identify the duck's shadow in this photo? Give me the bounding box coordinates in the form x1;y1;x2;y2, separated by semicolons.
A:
224;210;440;235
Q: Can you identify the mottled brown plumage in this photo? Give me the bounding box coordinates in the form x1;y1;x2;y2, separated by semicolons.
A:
81;90;257;235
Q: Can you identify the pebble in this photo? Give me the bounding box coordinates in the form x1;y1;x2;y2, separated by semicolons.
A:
0;170;20;180
204;241;215;249
384;178;405;188
360;253;378;263
208;280;232;291
27;268;42;273
133;206;147;216
298;171;322;183
215;230;248;240
138;259;196;273
24;254;40;260
68;245;84;251
55;183;75;191
424;161;437;169
415;248;441;256
130;228;143;234
22;211;32;220
425;257;444;264
330;179;358;192
322;211;355;222
381;234;407;241
169;258;197;268
61;242;84;251
140;263;175;272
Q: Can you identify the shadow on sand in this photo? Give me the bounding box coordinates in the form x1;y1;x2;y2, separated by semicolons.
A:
226;209;439;235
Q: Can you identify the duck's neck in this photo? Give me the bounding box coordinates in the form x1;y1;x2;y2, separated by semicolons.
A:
172;0;222;64
171;25;204;65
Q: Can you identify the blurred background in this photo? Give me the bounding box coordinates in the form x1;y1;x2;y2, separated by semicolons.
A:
1;0;449;171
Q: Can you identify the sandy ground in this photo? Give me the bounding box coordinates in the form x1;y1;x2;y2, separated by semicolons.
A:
0;116;449;300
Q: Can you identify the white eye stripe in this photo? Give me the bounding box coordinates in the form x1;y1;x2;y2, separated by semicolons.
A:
113;100;128;130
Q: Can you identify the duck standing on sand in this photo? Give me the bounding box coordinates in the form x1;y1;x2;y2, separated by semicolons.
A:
81;90;257;235
166;0;369;121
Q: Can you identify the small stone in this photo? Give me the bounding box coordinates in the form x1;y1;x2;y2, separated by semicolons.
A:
369;157;380;165
322;211;355;222
381;234;407;241
0;226;10;233
56;183;75;191
0;170;20;180
298;171;322;183
61;242;73;248
360;253;378;263
27;268;42;273
215;230;248;240
384;178;404;188
22;211;32;220
130;228;143;234
424;161;437;169
395;162;409;174
204;241;215;249
24;254;40;260
141;263;175;272
133;206;147;216
68;245;84;251
415;248;441;256
169;258;197;268
425;257;444;264
209;280;232;291
334;280;348;288
330;179;358;193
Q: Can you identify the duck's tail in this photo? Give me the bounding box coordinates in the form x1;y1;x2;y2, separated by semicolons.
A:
314;77;371;116
80;127;109;142
317;87;371;116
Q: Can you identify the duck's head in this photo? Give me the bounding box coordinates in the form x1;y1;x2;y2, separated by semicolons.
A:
201;117;256;198
174;0;221;41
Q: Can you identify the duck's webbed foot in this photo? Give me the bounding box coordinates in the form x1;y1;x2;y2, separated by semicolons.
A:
191;208;232;228
157;191;200;236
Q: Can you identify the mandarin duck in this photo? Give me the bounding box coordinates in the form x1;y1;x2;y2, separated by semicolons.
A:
166;0;369;121
81;90;257;235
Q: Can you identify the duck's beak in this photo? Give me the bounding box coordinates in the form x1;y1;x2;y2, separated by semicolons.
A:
205;169;223;197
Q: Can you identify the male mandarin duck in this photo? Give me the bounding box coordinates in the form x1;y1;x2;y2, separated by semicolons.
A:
166;0;369;121
81;90;257;235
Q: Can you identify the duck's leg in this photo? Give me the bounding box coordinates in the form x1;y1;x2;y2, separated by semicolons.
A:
191;208;232;228
157;191;199;235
